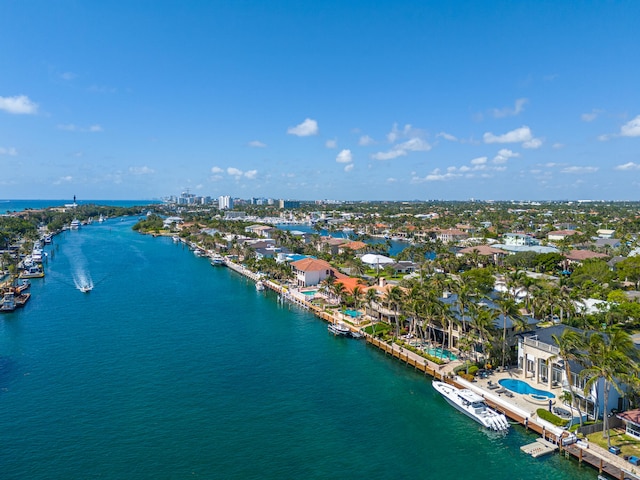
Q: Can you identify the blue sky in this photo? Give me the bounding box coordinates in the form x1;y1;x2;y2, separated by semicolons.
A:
1;1;639;201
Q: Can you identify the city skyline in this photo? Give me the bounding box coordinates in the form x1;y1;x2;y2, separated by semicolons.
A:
1;1;639;201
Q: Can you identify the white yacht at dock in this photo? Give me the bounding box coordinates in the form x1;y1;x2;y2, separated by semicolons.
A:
432;381;509;432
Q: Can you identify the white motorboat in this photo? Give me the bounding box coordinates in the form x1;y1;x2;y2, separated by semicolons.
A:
432;381;509;432
210;254;225;266
70;219;81;230
80;285;93;293
328;322;350;336
255;281;265;291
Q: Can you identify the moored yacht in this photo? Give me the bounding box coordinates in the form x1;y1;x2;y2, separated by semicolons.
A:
255;280;265;291
432;381;509;432
328;321;351;336
70;218;81;230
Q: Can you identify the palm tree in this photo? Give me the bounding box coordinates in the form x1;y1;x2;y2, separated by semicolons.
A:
470;304;498;365
495;295;521;369
351;285;364;312
550;329;585;427
365;287;380;332
383;286;404;339
580;329;637;447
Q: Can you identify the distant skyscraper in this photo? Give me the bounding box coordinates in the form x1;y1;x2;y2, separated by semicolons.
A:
218;195;233;210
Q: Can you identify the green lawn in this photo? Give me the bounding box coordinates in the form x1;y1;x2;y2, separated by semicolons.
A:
587;428;640;457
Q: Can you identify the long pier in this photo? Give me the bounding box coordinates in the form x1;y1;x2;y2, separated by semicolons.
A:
218;255;639;480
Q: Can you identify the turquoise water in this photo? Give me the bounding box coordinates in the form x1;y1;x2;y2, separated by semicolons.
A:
0;199;159;214
302;289;318;296
343;309;362;318
500;379;556;398
0;215;591;479
426;346;458;361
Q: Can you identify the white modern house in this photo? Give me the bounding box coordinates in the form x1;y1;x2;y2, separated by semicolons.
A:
517;325;627;420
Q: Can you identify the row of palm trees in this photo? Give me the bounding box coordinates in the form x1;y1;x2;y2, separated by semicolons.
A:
552;327;638;446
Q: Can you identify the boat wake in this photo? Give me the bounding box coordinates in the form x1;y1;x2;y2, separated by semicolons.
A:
73;270;94;292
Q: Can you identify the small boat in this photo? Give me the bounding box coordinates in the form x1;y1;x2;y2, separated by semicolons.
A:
172;236;180;243
255;281;265;291
350;330;364;339
19;265;45;279
44;235;53;244
0;292;16;312
328;322;350;336
15;280;31;293
70;218;81;230
432;381;509;431
210;254;225;266
14;292;31;307
98;214;105;223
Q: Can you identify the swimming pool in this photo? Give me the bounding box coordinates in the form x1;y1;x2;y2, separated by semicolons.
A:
425;347;458;361
343;309;362;318
302;290;318;296
498;379;555;398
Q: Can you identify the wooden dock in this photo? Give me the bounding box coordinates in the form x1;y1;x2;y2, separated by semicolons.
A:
217;256;640;480
521;438;558;458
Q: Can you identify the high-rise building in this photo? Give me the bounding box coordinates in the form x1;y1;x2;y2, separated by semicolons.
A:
218;195;233;210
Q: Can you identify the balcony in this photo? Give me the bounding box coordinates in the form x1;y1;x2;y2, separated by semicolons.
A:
523;336;560;355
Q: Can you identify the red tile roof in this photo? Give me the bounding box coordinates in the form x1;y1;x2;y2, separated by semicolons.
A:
291;258;332;272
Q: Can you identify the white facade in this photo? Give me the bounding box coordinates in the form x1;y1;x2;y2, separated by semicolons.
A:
218;195;234;210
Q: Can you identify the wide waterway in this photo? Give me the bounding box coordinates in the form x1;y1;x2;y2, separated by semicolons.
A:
0;215;594;479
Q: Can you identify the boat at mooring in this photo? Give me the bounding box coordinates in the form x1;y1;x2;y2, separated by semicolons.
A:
432;381;509;431
328;322;350;336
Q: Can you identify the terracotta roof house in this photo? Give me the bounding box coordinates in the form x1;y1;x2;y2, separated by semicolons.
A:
564;249;609;264
617;410;640;439
338;241;368;254
335;277;366;294
291;258;333;287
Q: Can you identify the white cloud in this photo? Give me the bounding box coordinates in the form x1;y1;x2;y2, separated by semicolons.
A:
372;149;407;161
244;169;258;179
621;115;640;137
386;123;414;142
344;163;354;172
523;138;542;149
560;166;599;174
470;156;487;165
599;115;640;141
287;118;318;136
552;143;565;149
484;126;532;144
336;149;352;163
373;137;431;161
387;177;397;183
615;162;640;171
0;147;17;156
492;98;528;118
436;132;458;141
0;95;39;114
492;149;520;164
58;123;103;133
412;168;461;182
129;166;155;175
359;135;375;146
53;175;73;185
211;166;224;174
325;139;337;148
483;125;542;148
227;167;243;176
248;140;266;148
581;110;601;122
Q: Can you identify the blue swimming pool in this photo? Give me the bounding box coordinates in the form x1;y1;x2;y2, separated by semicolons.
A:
343;309;362;318
499;379;555;398
425;347;458;361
